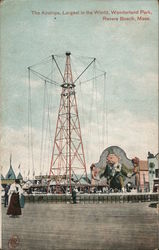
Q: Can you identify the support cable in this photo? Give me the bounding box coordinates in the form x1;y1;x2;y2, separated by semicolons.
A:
102;73;106;149
71;53;96;61
29;56;52;69
104;73;108;145
29;68;60;86
79;73;104;85
47;94;53;173
43;84;49;175
27;73;31;179
45;84;54;175
28;69;35;179
94;61;101;156
39;81;47;175
52;55;65;83
73;58;96;84
43;58;56;174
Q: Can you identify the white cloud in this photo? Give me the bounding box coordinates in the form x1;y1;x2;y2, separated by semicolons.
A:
107;110;158;158
0;93;158;179
0;126;54;178
134;72;158;97
79;109;158;169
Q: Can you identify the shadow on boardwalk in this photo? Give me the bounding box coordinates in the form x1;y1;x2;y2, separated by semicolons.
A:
2;202;159;250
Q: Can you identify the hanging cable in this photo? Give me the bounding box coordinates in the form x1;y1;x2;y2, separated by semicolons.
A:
29;68;60;86
79;74;104;85
29;56;52;69
42;83;54;176
27;71;31;180
42;58;57;175
39;81;47;175
96;59;108;149
28;68;35;179
71;57;86;132
72;53;95;61
42;83;49;176
102;73;105;149
87;61;96;164
47;57;55;174
96;59;106;73
27;53;107;183
94;61;101;156
47;90;54;174
104;73;108;145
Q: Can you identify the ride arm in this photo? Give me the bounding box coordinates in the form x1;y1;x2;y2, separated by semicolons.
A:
121;164;133;178
100;165;110;179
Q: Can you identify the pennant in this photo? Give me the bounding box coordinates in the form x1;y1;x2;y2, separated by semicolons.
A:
10;153;12;167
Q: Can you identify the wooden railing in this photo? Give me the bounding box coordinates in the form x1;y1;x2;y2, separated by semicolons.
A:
24;193;159;203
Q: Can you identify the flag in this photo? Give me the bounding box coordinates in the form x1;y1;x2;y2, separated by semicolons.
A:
10;153;12;167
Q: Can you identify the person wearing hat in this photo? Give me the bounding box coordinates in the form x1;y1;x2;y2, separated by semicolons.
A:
100;149;132;192
72;187;77;204
4;185;10;207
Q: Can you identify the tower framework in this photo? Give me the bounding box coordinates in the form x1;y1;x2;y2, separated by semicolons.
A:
48;52;88;192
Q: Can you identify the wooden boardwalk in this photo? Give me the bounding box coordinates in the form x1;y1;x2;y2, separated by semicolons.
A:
2;202;159;250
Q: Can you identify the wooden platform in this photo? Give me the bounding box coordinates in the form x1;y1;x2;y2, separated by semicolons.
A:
2;202;159;250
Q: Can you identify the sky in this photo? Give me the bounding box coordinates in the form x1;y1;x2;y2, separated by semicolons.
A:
0;0;158;178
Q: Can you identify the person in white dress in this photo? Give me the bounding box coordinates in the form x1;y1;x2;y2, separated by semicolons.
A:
7;179;23;217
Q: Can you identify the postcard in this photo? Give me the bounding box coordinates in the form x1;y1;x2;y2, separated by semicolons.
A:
0;0;158;249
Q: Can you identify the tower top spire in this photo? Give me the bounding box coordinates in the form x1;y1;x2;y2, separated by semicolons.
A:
66;51;71;56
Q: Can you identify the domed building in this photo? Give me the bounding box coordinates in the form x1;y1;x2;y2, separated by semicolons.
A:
1;155;23;185
5;165;16;180
17;172;23;180
1;174;4;180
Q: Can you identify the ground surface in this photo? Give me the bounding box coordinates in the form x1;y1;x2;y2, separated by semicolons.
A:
2;202;159;250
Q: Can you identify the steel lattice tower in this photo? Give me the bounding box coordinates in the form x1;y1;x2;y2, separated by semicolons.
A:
48;52;88;192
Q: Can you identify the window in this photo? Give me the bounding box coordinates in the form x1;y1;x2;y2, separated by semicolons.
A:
155;169;159;178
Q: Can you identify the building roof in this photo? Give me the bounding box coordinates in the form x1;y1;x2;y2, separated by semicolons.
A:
80;177;90;185
139;160;148;171
5;165;16;180
17;172;23;180
155;153;159;160
1;174;4;180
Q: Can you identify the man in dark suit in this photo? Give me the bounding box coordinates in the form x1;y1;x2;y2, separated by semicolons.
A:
72;188;77;204
100;150;132;191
